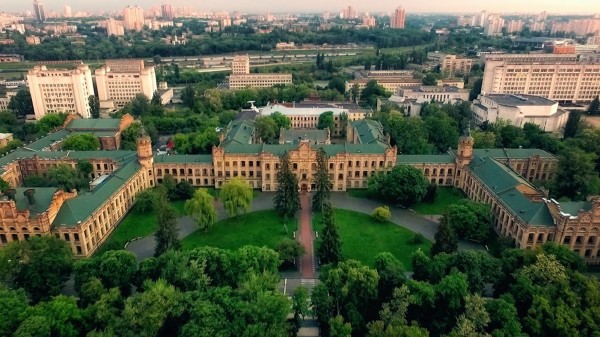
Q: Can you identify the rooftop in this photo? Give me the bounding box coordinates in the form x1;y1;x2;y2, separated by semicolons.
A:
223;120;255;145
557;201;593;216
352;119;388;146
397;154;456;164
53;159;141;227
280;129;328;144
260;104;349;116
484;94;556;107
11;187;59;217
223;142;388;156
154;154;213;164
469;156;553;226
66;118;122;130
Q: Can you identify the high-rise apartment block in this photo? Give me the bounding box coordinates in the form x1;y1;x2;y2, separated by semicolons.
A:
161;3;174;20
482;55;600;103
341;6;357;19
484;15;504;36
63;5;72;18
390;6;406;29
105;18;125;36
33;0;46;22
123;5;144;32
95;59;157;109
27;63;94;119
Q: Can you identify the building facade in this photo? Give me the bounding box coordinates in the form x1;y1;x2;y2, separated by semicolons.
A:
2;118;600;263
390;7;406;29
95;59;158;109
27;63;94;119
472;94;570;132
228;54;292;89
123;5;144;32
481;59;600;103
391;86;470;104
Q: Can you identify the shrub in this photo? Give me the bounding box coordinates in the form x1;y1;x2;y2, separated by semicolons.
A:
409;233;425;245
275;239;305;267
371;206;392;223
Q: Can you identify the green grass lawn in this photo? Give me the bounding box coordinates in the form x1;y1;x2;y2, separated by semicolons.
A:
182;210;297;251
96;200;185;255
313;209;431;270
412;187;466;215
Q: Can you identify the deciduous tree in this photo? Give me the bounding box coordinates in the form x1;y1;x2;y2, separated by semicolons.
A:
185;189;217;232
431;222;458;255
8;89;34;118
221;177;253;217
367;165;428;206
61;133;100;151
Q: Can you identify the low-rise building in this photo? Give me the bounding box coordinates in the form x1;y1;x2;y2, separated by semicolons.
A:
0;133;14;147
472;94;569;132
0;54;23;62
390;86;470;104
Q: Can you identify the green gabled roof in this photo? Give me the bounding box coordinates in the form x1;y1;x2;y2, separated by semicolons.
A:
496;187;554;226
66;118;121;130
71;130;118;138
351;119;388;146
13;187;59;217
223;120;255;145
470;156;554;226
154;154;213;164
397;154;456;164
53;159;142;227
465;148;555;160
222;143;388;156
557;201;593;216
24;130;72;151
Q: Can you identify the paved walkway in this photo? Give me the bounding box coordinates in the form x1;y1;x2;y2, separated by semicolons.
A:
126;192;481;261
297;193;315;278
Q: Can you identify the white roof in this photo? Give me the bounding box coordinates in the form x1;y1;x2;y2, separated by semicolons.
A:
260;104;349;116
0;133;13;140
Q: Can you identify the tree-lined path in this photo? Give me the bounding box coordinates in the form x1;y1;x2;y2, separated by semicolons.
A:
297;193;315;279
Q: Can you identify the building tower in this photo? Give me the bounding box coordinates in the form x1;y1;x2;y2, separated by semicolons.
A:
390;6;406;29
455;129;474;188
137;135;154;169
33;0;46;22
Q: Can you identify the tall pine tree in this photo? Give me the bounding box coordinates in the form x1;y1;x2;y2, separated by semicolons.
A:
154;194;181;256
274;152;300;219
317;202;343;265
312;148;331;212
563;110;581;139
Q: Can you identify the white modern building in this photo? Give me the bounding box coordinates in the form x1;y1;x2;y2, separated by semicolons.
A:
481;59;600;103
228;55;292;89
390;86;470;104
27;63;94;119
472;94;570;132
95;59;157;109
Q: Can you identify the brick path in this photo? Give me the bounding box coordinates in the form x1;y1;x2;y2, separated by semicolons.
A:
298;193;315;278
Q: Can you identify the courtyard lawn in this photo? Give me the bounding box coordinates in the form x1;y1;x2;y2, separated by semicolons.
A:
182;210;297;251
96;200;185;255
313;209;431;270
412;187;467;215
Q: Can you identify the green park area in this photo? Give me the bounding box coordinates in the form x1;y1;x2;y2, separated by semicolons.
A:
348;187;467;215
412;187;467;215
96;200;185;255
182;210;296;251
313;209;431;270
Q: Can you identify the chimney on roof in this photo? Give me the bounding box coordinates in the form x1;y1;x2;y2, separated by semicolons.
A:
5;189;16;201
24;189;36;205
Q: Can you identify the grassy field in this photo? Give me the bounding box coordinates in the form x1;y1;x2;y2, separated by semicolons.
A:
412;187;466;215
313;209;431;270
97;200;185;254
182;210;297;251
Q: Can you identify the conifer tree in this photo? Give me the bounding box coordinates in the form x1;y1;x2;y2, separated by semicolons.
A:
312;148;331;212
274;152;300;219
431;221;458;256
317;203;343;265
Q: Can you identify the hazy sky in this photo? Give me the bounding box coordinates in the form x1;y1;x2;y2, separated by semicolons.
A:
7;0;600;14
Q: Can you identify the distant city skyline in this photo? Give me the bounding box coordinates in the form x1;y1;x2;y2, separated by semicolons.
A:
9;0;600;14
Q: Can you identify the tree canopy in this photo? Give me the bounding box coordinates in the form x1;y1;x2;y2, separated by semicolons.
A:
61;133;100;151
221;177;254;217
368;164;429;206
184;189;217;232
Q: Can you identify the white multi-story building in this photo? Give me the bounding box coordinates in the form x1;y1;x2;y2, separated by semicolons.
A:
27;64;94;119
228;55;292;89
482;58;600;103
390;86;470;104
472;94;569;132
95;59;157;109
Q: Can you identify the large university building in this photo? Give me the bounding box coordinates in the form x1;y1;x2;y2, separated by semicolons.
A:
1;116;599;263
26;63;94;119
228;55;292;89
95;60;158;109
481;56;600;103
